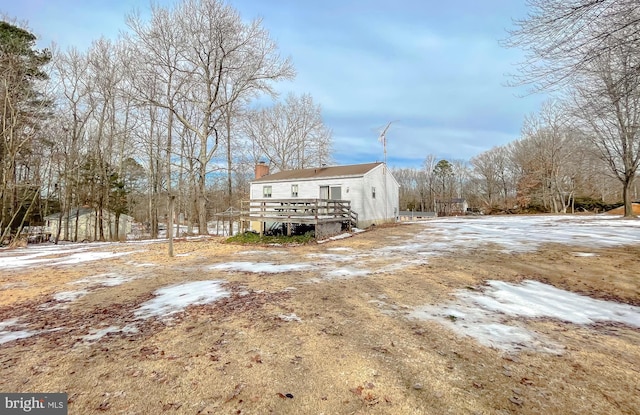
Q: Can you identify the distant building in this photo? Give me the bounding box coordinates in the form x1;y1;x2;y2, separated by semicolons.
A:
435;198;468;216
45;207;132;242
399;210;437;221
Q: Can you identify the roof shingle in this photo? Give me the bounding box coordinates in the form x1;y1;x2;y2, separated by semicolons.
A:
252;162;383;182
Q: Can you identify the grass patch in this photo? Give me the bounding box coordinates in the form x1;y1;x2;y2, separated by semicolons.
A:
225;231;315;245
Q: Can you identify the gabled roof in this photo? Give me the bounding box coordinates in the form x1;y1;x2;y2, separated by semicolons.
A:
44;207;93;221
252;162;383;183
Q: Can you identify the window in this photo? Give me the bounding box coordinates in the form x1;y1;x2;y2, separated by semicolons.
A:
372;186;376;199
330;186;341;200
263;186;272;198
291;184;298;197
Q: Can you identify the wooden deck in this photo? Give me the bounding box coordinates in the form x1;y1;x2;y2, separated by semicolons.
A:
240;199;358;236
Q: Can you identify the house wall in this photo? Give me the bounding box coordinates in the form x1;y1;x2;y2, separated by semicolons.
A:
360;165;400;227
251;176;362;201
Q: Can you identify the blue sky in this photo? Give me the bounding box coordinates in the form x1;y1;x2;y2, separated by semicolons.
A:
2;0;548;168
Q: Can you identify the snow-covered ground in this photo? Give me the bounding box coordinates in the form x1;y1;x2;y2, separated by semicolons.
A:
409;280;640;354
79;280;229;342
0;244;133;270
411;214;640;253
5;214;636;272
2;214;640;350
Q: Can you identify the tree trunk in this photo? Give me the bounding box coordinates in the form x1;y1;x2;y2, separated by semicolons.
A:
198;171;208;235
55;210;63;244
167;111;174;257
74;207;80;242
623;177;635;217
114;213;120;241
226;109;233;236
198;137;208;235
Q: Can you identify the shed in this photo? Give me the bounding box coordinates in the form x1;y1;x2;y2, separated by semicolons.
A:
45;207;132;242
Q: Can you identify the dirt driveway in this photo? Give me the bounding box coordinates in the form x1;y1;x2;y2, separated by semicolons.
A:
1;216;639;414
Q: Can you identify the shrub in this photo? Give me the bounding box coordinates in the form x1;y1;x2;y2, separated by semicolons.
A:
225;231;314;245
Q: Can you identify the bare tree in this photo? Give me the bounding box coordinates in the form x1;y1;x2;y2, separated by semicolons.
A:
506;0;640;91
51;46;95;242
507;0;640;216
570;41;640;216
127;0;294;235
519;101;580;213
243;93;332;171
392;168;422;211
82;38;130;241
471;147;503;211
421;154;438;212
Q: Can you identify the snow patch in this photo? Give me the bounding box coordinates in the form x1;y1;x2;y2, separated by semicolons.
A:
409;280;640;353
82;325;138;342
210;262;311;273
421;215;640;253
0;246;135;270
306;253;356;262
54;290;90;303
317;232;353;243
71;272;134;287
0;319;37;345
52;251;134;265
325;268;371;279
278;313;302;322
0;247;89;269
135;280;229;320
0;329;38;345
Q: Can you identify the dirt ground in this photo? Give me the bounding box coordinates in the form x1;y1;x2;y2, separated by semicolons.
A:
1;221;639;415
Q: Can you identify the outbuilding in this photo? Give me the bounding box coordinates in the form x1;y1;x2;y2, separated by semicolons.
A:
45;207;132;242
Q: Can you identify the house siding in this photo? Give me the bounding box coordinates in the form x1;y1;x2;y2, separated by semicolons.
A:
360;165;400;227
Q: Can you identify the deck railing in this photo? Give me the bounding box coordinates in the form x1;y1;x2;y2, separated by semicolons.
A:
241;198;357;231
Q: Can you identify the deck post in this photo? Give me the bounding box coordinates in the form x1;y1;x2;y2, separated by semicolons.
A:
260;201;265;236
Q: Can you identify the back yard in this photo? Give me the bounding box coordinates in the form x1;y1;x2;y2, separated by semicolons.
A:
1;215;639;414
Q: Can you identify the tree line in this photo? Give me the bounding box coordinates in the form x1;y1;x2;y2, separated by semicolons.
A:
2;0;638;248
393;101;632;216
395;0;640;217
0;0;333;246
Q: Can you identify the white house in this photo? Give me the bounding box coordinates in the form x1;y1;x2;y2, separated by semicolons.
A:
249;162;400;229
45;207;133;242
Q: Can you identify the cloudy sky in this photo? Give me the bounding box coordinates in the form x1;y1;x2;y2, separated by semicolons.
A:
3;0;548;168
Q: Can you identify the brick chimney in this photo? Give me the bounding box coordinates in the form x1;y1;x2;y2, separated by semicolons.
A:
255;161;269;179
